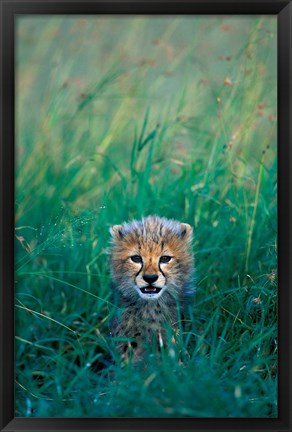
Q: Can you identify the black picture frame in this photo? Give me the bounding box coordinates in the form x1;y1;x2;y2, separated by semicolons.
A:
0;0;291;431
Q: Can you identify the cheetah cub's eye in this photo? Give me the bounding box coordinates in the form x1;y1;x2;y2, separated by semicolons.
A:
130;255;143;263
160;256;172;264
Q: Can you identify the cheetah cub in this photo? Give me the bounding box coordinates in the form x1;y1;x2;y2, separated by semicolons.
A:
109;215;194;362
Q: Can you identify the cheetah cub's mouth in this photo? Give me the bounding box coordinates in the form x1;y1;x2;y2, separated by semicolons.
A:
140;286;162;295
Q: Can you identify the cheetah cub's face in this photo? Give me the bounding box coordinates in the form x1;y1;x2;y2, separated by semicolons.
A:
110;215;193;301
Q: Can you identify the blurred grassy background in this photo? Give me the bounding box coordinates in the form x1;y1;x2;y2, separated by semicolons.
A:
15;15;277;417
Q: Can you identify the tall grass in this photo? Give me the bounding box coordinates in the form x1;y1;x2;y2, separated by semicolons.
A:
15;16;277;417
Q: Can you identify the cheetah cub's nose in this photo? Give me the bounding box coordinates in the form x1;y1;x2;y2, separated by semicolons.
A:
143;274;158;284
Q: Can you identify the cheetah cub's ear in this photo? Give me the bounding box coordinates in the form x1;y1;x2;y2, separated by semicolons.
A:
110;224;124;239
180;223;193;240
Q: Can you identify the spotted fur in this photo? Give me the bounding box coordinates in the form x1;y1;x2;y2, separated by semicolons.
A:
109;215;194;362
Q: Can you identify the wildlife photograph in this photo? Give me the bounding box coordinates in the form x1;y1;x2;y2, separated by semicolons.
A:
15;15;277;417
